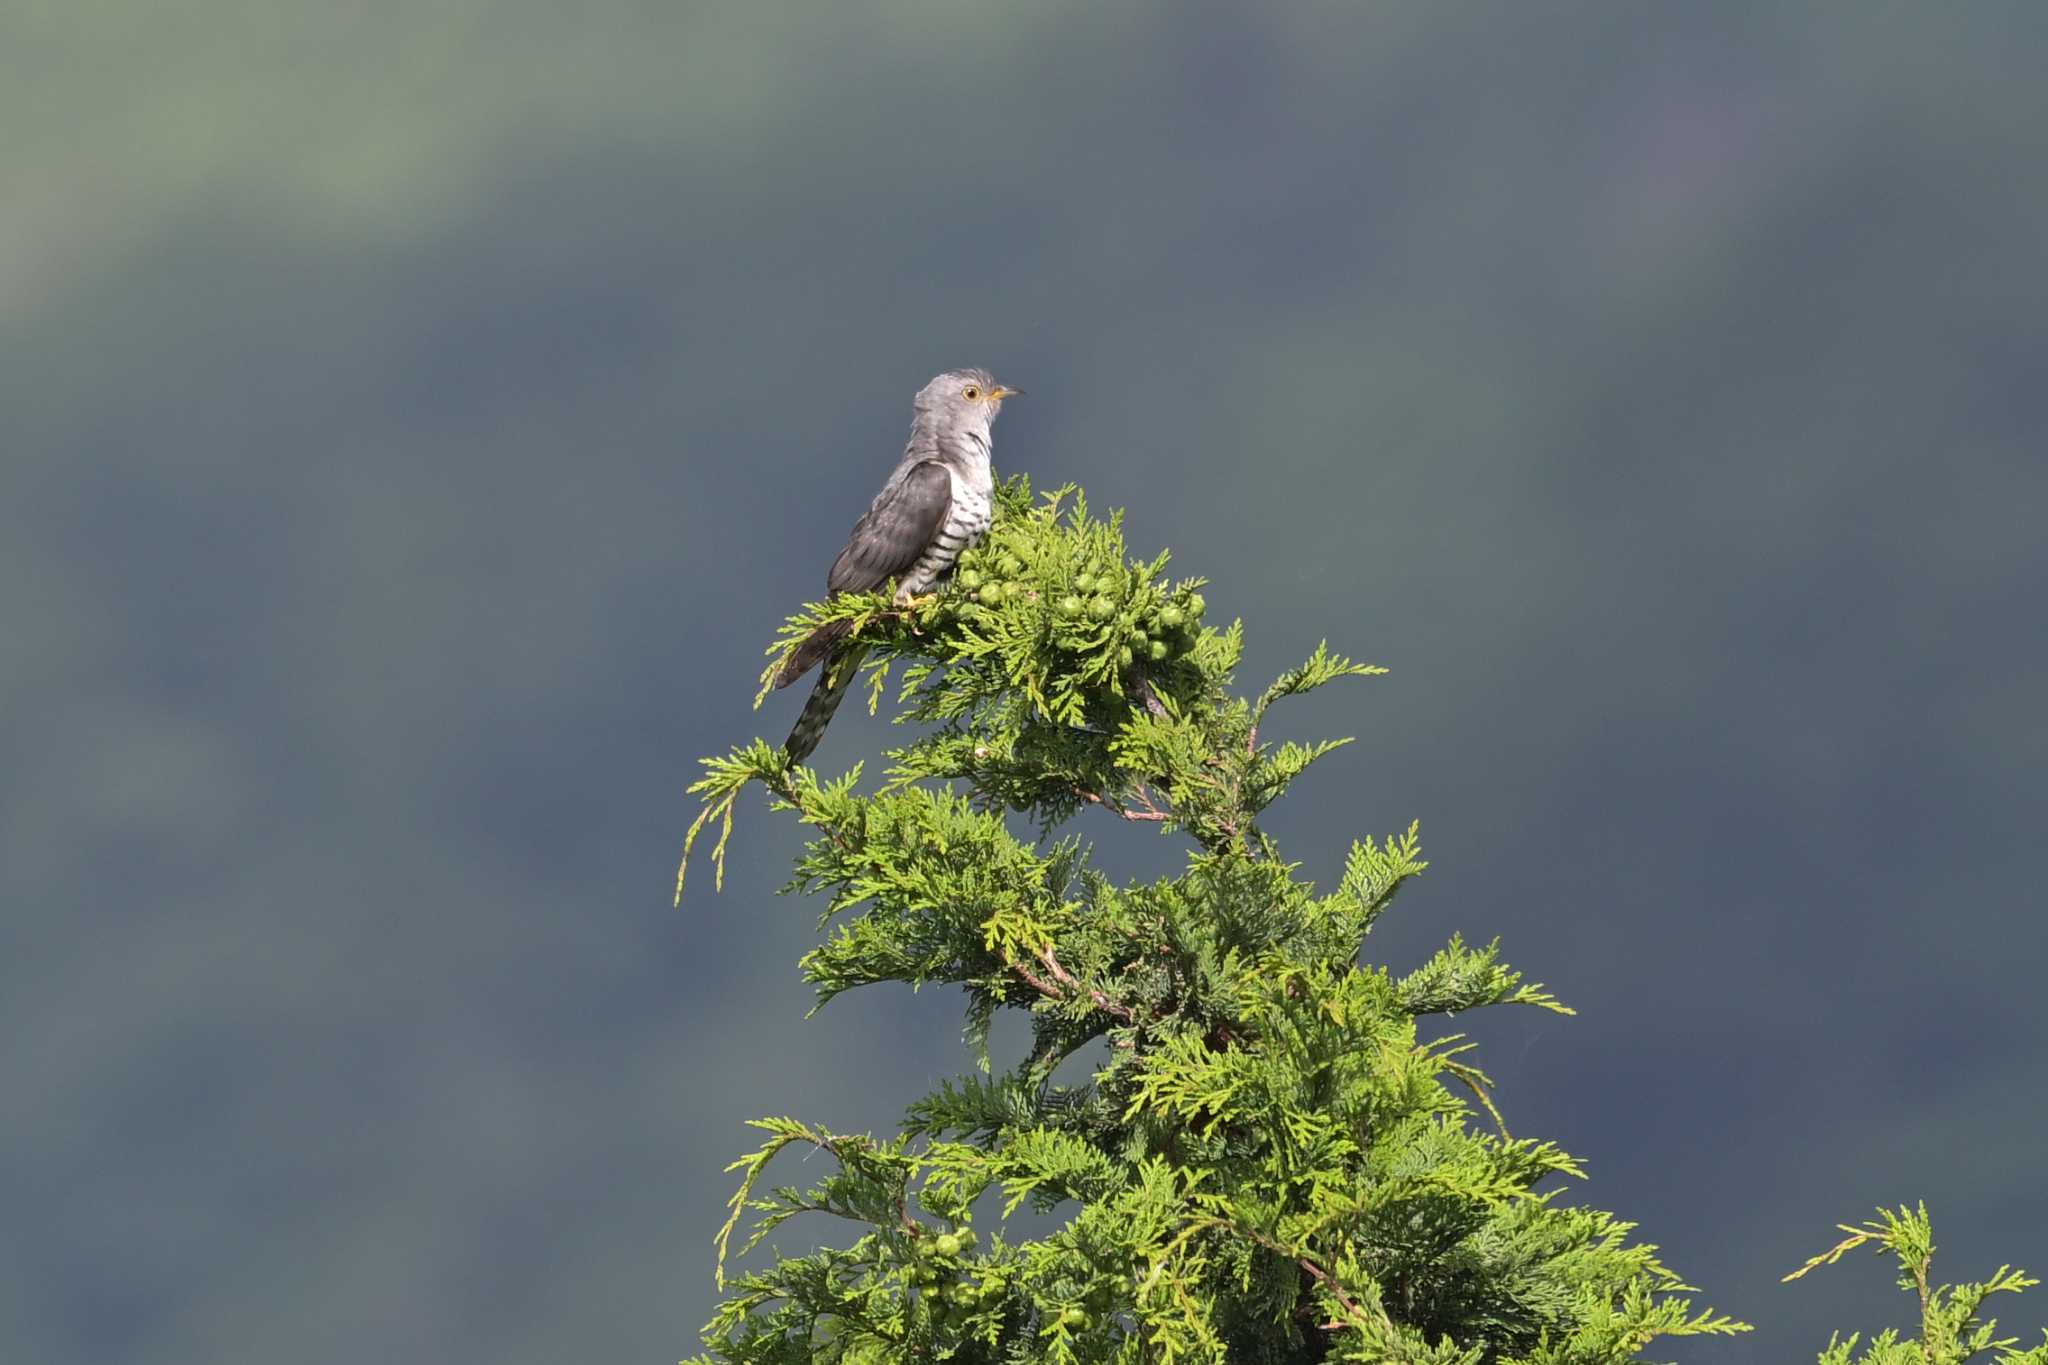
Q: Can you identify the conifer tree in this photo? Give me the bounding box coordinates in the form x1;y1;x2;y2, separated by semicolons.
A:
677;477;1750;1363
1786;1205;2046;1365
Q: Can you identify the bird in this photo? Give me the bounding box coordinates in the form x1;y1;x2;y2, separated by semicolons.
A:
774;368;1022;764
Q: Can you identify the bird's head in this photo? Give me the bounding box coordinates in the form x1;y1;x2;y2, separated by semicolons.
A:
913;368;1022;443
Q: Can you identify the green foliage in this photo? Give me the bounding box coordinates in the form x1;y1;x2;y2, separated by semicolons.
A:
680;477;1748;1362
1786;1204;2046;1365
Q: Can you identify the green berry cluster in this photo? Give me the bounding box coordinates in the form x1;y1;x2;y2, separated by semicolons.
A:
896;1224;1029;1332
951;558;1032;612
943;541;1209;679
1110;579;1207;668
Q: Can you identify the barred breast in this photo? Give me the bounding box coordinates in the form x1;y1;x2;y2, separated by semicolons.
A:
902;464;993;596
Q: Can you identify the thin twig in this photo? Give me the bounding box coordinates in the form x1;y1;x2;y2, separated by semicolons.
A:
1293;1255;1373;1334
769;770;865;859
1073;784;1170;823
1128;782;1168;819
809;1132;920;1235
1135;676;1169;719
1009;958;1067;1003
1032;945;1136;1022
1219;1223;1389;1339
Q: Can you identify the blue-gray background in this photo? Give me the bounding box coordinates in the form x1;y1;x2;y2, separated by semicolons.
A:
7;4;2044;1361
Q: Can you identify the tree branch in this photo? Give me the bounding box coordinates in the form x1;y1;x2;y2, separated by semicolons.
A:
1073;782;1170;823
1008;944;1135;1023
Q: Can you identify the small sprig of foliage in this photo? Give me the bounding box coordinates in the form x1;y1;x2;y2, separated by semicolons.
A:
679;477;1748;1362
1786;1204;2046;1365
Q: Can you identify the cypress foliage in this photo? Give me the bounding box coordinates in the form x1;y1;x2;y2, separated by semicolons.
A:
676;476;1752;1362
1786;1205;2046;1365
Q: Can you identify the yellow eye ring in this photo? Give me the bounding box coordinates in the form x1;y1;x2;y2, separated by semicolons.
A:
962;385;980;400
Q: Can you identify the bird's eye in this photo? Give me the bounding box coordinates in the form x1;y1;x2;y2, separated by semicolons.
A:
962;385;980;400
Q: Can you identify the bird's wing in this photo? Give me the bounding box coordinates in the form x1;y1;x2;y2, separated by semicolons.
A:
824;460;953;595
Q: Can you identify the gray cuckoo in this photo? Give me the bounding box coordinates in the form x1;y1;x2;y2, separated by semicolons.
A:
774;368;1022;763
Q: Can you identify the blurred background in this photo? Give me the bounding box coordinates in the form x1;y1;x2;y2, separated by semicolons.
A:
6;3;2045;1361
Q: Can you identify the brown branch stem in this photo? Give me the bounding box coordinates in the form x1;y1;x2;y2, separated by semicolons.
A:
1073;783;1170;823
1292;1252;1372;1333
1220;1223;1389;1339
1008;944;1135;1023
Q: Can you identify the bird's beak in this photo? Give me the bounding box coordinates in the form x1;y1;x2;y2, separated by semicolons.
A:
990;385;1023;401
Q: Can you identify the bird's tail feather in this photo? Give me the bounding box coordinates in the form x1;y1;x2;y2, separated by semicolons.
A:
782;642;868;765
776;618;855;689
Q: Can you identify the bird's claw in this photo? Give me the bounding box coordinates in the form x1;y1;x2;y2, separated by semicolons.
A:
892;592;940;624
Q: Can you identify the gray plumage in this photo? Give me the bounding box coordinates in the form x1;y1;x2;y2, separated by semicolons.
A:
777;368;1020;763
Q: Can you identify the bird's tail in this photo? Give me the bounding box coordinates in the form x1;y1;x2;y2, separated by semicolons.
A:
782;641;869;765
775;618;855;689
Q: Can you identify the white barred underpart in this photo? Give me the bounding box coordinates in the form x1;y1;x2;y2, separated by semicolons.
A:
901;452;992;599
